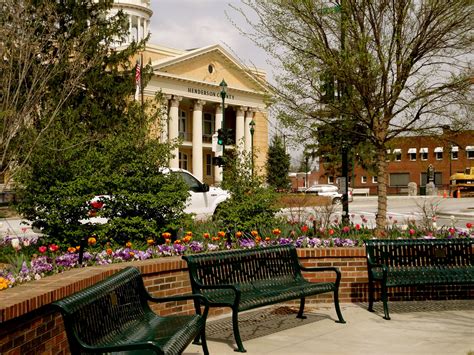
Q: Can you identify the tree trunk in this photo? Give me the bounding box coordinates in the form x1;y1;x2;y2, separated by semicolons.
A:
375;147;388;237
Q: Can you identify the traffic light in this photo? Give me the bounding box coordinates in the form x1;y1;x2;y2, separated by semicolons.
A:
212;156;225;167
217;129;224;145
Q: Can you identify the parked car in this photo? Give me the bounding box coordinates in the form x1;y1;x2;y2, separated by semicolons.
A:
304;184;353;204
81;168;230;224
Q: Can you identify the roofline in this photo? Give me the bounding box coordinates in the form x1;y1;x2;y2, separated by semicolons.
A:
151;44;268;92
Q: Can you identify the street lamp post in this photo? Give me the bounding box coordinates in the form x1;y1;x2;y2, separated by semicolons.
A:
249;120;255;176
219;79;227;166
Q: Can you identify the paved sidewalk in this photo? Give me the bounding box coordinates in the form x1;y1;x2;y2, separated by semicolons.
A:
185;300;474;355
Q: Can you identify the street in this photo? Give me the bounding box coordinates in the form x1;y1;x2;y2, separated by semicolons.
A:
281;196;474;229
1;196;473;240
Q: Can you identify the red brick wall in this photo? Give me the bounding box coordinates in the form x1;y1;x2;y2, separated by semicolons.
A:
317;130;474;195
0;248;472;354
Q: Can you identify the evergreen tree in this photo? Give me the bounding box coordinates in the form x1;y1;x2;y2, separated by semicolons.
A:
266;136;291;191
14;1;188;247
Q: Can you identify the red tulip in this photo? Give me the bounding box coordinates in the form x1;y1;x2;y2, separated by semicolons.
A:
466;223;472;229
38;246;47;253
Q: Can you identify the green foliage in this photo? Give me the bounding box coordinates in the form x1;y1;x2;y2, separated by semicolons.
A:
266;136;291;190
13;1;189;248
218;151;279;231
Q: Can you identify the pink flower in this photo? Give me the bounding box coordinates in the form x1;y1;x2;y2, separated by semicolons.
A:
342;226;350;233
38;246;47;253
448;228;455;235
409;229;415;236
355;224;361;230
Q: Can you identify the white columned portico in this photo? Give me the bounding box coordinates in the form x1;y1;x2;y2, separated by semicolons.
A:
214;105;223;184
236;107;246;153
245;109;255;153
192;100;205;181
169;96;182;169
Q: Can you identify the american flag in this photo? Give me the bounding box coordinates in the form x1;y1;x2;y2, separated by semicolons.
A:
134;61;141;101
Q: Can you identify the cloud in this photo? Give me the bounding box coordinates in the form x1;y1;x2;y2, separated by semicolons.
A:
148;0;270;72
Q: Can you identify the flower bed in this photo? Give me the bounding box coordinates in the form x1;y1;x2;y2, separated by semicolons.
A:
1;222;473;290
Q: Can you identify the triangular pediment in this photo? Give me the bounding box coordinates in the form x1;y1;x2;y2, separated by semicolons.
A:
151;44;267;93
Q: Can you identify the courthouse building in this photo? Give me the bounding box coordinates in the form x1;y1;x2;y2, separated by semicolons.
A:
110;0;269;186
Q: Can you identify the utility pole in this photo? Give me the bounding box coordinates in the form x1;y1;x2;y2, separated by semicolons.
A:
340;0;350;224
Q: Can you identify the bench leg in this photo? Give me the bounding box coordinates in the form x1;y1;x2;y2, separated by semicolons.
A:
368;280;375;312
200;327;209;355
333;288;346;324
192;300;204;346
297;297;307;319
232;307;246;353
381;284;391;320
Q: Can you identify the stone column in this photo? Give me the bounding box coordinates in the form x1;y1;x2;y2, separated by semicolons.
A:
192;100;205;181
160;95;171;143
245;109;255;153
169;96;182;169
129;15;133;43
235;106;246;152
214;105;223;184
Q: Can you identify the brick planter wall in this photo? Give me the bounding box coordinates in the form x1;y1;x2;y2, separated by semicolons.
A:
0;247;472;354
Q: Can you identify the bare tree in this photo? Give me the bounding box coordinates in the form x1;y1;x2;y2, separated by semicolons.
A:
231;0;473;234
0;0;123;185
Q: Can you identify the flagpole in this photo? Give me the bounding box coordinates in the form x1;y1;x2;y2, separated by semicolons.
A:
140;53;144;108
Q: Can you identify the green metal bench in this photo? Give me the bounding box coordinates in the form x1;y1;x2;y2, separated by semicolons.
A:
52;266;209;355
183;244;345;353
366;239;474;320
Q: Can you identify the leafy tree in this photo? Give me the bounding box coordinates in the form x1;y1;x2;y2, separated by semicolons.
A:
218;151;279;232
0;0;130;183
14;1;188;247
266;135;291;190
232;0;473;234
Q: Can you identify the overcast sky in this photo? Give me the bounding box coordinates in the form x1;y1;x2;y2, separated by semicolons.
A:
148;1;284;127
148;0;272;79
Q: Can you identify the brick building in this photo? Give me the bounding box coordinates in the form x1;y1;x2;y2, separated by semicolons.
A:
316;129;474;195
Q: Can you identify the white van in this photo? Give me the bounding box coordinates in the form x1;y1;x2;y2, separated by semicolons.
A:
82;168;229;224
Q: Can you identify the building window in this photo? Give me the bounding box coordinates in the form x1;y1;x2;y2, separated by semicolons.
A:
466;146;474;159
179;110;188;140
451;146;458;160
205;154;212;176
361;176;367;184
393;149;402;162
389;173;410;187
179;152;188;170
408;148;416;161
419;148;428;161
202;113;214;143
434;147;443;160
372;176;378;184
208;64;214;74
328;176;334;184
